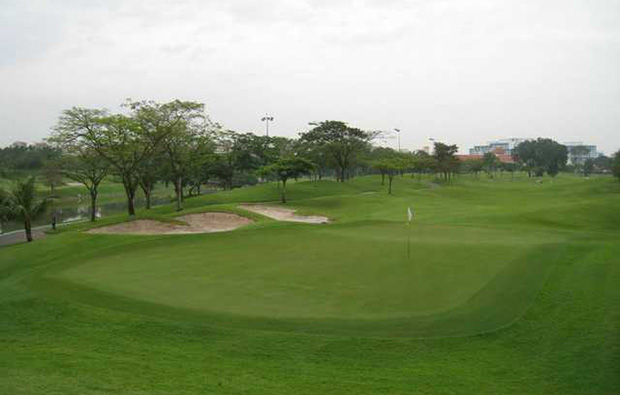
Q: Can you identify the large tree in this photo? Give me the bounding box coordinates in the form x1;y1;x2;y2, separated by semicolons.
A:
184;134;216;197
211;131;245;190
128;100;214;211
58;151;109;221
0;177;48;242
368;147;399;184
299;121;374;182
433;142;459;181
259;157;315;203
135;154;161;210
511;140;537;177
235;134;294;170
49;133;110;221
512;138;568;177
41;159;63;195
51;107;169;216
295;139;329;180
372;158;402;194
211;131;278;189
411;150;435;180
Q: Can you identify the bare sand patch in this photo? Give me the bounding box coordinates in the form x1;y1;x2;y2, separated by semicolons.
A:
87;212;252;235
239;204;329;224
176;212;253;233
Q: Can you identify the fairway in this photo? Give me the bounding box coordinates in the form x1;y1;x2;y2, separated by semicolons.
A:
2;174;619;394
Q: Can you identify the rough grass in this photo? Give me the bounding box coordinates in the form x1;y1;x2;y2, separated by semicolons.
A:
1;173;619;394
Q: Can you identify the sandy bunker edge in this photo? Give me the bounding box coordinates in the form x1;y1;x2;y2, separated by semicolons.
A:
86;212;253;235
238;204;329;224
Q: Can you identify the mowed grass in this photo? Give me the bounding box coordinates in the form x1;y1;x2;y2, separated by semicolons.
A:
53;224;559;334
1;173;619;394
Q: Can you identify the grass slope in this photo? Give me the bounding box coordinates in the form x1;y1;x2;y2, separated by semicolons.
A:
1;173;619;394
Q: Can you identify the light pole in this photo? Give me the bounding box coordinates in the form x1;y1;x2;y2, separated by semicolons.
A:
261;113;274;137
394;128;401;152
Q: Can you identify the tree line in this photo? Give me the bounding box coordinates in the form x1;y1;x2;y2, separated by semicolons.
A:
39;100;474;219
1;99;620;242
45;102;382;216
0;144;60;173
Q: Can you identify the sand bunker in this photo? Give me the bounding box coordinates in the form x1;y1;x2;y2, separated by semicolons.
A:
177;212;252;232
239;204;329;224
87;212;252;235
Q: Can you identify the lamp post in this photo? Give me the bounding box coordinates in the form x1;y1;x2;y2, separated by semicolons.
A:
261;113;274;137
394;128;401;152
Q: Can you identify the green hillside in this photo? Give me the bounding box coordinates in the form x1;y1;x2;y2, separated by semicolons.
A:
1;174;619;394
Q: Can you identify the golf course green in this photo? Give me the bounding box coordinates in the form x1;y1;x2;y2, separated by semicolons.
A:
1;174;619;394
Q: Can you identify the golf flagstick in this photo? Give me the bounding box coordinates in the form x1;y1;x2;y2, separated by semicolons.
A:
407;206;418;304
407;206;413;259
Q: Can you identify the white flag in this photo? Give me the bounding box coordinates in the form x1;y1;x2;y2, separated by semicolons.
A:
407;207;413;223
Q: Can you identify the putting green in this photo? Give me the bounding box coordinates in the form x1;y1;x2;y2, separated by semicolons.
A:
49;220;565;337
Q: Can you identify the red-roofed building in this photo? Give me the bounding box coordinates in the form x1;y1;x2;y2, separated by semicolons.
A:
456;154;483;162
456;148;515;164
494;153;515;164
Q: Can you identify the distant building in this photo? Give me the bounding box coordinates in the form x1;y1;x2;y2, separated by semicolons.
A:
469;138;527;156
457;152;515;164
563;142;599;164
10;141;28;148
468;138;598;165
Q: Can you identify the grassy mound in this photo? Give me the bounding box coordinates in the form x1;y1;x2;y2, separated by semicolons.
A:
1;173;619;394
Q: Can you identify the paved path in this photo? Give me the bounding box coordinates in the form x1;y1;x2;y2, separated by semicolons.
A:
0;228;47;247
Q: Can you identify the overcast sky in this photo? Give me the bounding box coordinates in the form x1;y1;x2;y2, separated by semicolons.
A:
1;0;619;153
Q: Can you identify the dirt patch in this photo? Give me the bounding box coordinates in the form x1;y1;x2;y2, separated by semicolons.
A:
86;212;252;235
239;204;329;224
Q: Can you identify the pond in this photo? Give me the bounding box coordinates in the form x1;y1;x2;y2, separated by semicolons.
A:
0;196;173;234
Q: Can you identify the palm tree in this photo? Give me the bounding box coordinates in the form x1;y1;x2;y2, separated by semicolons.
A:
0;177;48;242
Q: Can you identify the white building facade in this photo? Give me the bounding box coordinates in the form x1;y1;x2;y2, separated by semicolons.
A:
469;138;599;164
469;138;528;156
564;142;599;164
